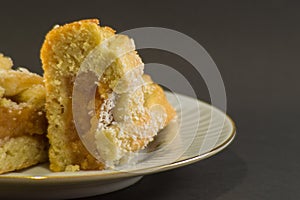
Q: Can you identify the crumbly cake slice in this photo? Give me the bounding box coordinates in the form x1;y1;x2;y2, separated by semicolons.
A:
41;19;126;171
41;19;176;171
0;54;48;174
94;75;176;167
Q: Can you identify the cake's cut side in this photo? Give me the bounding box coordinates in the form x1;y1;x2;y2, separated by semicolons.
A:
0;135;48;174
0;54;48;174
41;19;176;171
41;19;118;171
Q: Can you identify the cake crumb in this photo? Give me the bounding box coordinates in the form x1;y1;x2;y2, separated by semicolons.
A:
65;165;80;172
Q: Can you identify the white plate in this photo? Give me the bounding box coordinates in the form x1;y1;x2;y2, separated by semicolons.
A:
0;92;236;199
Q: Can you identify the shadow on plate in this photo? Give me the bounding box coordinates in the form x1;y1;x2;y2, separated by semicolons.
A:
81;148;247;200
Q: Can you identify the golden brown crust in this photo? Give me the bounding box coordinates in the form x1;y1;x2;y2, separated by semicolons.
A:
0;54;13;70
0;68;43;96
0;55;47;139
0;104;46;138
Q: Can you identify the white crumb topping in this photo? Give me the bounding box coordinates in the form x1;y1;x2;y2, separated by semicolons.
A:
94;86;167;169
97;93;116;130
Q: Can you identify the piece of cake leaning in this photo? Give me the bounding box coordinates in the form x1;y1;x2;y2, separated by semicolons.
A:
0;54;48;174
41;19;176;172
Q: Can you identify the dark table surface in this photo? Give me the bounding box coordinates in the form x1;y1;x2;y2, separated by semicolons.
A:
1;1;299;199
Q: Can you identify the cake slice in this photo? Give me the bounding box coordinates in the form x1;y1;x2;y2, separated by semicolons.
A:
0;54;48;174
41;19;176;171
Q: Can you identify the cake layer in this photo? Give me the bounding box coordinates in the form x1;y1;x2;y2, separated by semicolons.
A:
0;135;48;174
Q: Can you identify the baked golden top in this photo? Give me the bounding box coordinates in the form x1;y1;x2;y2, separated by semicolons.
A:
0;54;47;139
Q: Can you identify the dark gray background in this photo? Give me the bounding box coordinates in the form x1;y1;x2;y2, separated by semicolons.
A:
1;0;299;199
